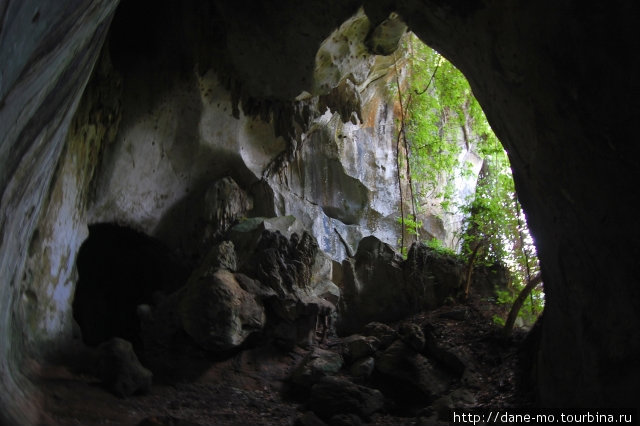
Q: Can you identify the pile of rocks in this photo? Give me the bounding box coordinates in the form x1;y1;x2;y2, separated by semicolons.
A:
290;320;477;425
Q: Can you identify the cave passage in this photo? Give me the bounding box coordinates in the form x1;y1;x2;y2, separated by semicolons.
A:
73;223;190;349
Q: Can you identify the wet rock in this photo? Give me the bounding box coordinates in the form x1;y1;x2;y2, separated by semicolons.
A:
291;347;344;388
179;269;265;352
375;340;449;399
96;337;152;397
308;376;384;421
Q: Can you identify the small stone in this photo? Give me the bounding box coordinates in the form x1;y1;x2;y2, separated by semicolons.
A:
96;337;152;397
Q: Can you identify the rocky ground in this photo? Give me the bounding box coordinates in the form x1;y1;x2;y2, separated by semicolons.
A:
37;293;535;425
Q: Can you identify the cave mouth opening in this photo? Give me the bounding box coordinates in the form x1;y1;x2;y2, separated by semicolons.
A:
72;223;190;350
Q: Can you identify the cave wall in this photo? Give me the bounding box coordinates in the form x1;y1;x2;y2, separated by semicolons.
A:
1;0;639;422
87;6;477;264
394;0;640;407
0;1;120;423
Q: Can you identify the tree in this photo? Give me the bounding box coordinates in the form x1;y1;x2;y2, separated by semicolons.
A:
396;34;544;327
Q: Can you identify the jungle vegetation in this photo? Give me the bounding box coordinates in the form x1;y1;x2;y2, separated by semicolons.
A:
393;34;544;330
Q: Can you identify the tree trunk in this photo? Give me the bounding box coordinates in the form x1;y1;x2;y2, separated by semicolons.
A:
503;273;543;336
463;241;482;300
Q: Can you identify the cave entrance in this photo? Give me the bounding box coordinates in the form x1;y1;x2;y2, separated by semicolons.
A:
72;223;189;348
396;33;544;328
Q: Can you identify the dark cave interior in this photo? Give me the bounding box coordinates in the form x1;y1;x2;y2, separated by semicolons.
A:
73;223;189;348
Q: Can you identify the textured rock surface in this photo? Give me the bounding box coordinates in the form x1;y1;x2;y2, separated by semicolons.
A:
375;340;449;400
395;0;640;407
291;347;344;388
96;337;153;397
337;237;464;333
1;0;639;421
179;269;266;352
0;1;120;422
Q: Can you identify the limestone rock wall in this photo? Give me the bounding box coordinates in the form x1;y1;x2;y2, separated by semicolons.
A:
0;1;120;423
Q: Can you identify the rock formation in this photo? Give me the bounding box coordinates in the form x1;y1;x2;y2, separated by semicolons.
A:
0;0;639;422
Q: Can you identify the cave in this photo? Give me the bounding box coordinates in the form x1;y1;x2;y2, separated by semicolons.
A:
1;0;639;424
73;223;189;348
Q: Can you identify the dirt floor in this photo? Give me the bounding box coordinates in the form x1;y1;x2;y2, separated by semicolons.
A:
36;295;535;425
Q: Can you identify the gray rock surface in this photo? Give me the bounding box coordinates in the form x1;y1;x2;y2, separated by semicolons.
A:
338;238;464;333
375;340;450;399
291;347;344;388
96;337;152;397
179;269;266;351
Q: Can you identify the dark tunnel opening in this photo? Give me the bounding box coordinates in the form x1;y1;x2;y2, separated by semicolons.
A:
72;223;190;350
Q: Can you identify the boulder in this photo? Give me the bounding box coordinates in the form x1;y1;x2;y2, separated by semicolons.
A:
403;242;464;310
202;176;253;242
96;338;152;397
291;347;344;388
179;269;265;352
375;340;449;399
337;236;405;333
201;240;237;272
362;322;397;349
343;335;380;361
399;322;425;352
231;223;336;347
308;376;384;421
423;324;470;377
338;237;464;334
350;357;375;378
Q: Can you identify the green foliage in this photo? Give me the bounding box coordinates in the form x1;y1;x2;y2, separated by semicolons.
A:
426;238;456;256
492;315;506;327
396;34;544;326
396;214;422;237
401;35;478;210
396;214;422;257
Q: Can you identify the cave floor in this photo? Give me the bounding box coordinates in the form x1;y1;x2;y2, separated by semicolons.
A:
36;295;534;425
